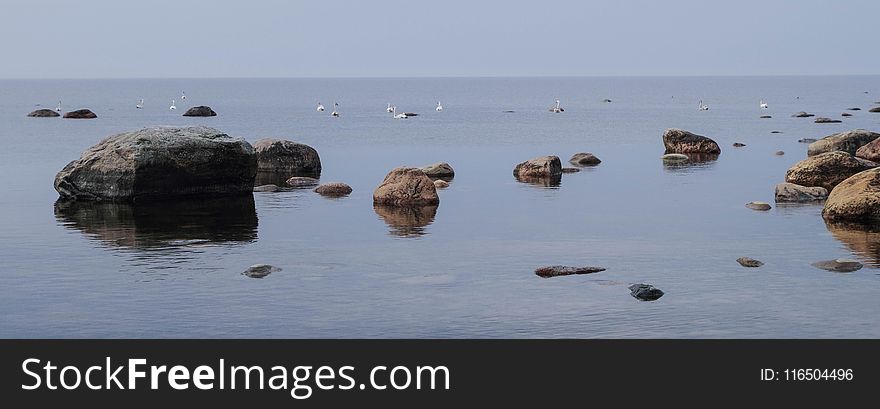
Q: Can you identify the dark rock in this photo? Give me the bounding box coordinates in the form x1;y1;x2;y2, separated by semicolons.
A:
792;111;815;118
842;112;853;117
628;284;664;301
814;117;842;123
314;182;352;197
798;138;817;143
54;126;256;202
760;115;772;119
786;151;877;191
870;107;880;113
242;264;281;279
662;128;721;154
848;108;861;111
775;151;785;156
746;201;772;211
736;257;764;268
771;130;783;134
602;98;612;103
373;167;439;206
569;152;602;166
811;259;863;273
535;265;606;278
63;109;97;119
182;105;217;117
253;138;321;177
28;109;60;117
420;162;455;178
561;167;581;173
775;183;828;202
285;176;320;188
514;156;563;178
733;142;746;147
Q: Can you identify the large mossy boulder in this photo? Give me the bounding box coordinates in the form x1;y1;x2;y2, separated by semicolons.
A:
807;129;880;156
785;151;876;191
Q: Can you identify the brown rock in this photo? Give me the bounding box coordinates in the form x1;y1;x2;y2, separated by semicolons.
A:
63;109;97;119
785;151;877;191
433;179;449;189
314;182;352;197
569;152;602;166
373;167;439;206
807;129;880;156
513;156;562;178
774;183;828;203
534;265;606;278
28;108;60;117
662;128;721;154
855;137;880;162
822;167;880;223
252;138;321;176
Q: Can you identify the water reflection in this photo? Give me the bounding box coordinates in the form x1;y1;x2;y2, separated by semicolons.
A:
54;195;258;249
254;171;320;187
661;153;719;173
825;221;880;267
373;204;438;237
513;173;562;187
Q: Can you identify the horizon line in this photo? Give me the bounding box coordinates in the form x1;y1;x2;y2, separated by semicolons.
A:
2;73;879;81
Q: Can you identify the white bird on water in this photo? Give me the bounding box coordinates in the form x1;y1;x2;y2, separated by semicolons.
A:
317;102;325;112
55;101;62;112
392;106;408;119
549;99;564;113
698;100;709;111
136;99;144;109
330;102;339;117
170;99;177;110
760;99;769;109
181;92;186;101
436;101;443;112
386;103;394;113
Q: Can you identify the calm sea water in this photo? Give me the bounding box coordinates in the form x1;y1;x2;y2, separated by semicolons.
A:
1;76;879;338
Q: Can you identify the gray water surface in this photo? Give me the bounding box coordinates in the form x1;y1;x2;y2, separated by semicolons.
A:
1;76;879;338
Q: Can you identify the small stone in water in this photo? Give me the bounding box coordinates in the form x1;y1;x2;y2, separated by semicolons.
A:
242;264;281;278
629;284;664;301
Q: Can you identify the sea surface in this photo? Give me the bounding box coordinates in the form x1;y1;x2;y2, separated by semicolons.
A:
1;76;879;338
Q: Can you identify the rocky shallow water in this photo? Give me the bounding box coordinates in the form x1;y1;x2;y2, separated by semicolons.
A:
1;76;879;338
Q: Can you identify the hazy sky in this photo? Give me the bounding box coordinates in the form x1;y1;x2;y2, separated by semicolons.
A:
1;0;877;78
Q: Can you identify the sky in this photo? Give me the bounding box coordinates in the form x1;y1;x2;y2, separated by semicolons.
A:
0;0;877;78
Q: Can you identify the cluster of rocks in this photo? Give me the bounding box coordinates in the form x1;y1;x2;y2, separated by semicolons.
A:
512;152;601;187
533;264;664;301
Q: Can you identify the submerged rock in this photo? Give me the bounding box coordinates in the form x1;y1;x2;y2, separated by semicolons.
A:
535;265;606;278
514;156;563;178
253;184;280;192
736;257;764;268
253;138;321;176
54;126;256;202
848;108;862;111
569;152;602;166
842;112;853;117
28;108;60;117
774;183;828;203
286;176;320;188
661;153;689;161
798;138;817;143
785;151;876;191
182;105;217;117
433;179;449;189
870;107;880;113
242;264;281;278
732;142;746;147
746;201;772;211
807;129;880;156
662;128;721;154
822;167;880;223
771;131;784;134
314;182;352;197
760;115;772;119
811;259;863;273
814;117;842;123
792;111;815;118
561;167;581;173
775;151;785;156
373;167;439;206
63;109;97;119
420;162;455;178
628;284;664;301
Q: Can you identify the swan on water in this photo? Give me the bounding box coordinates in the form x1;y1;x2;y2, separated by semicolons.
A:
387;103;394;113
181;92;186;100
436;101;443;112
330;102;339;117
760;99;769;109
549;99;564;113
317;102;325;112
698;100;709;111
136;99;144;109
56;101;62;112
392;106;408;119
170;99;177;110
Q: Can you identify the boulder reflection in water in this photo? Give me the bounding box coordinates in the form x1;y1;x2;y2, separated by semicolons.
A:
373;204;438;238
54;195;258;249
825;221;880;267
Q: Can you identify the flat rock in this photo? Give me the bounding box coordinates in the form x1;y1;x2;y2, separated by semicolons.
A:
771;130;783;134
775;151;785;156
661;153;689;161
242;264;281;278
253;184;280;192
420;162;455;178
760;115;772;119
63;109;97;119
628;284;664;301
28;108;60;117
746;201;772;211
433;179;449;188
811;259;863;273
285;176;320;188
535;265;606;278
314;182;352;197
736;257;764;268
182;105;217;117
841;112;853;117
870;107;880;113
373;167;439;206
513;156;562;178
561;167;581;173
732;142;746;147
785;151;877;191
54;126;255;202
798;138;817;143
807;129;880;156
792;111;815;118
662;128;721;154
848;108;862;111
569;152;602;166
774;183;828;203
814;117;842;123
